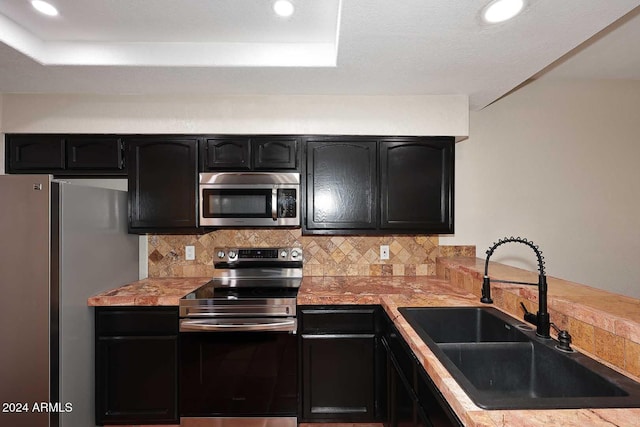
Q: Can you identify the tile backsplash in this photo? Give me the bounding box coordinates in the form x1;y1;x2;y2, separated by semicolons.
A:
147;229;474;278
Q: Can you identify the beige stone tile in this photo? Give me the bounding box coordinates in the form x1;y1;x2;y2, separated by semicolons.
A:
370;264;382;276
568;317;596;353
381;264;393;276
393;264;405;276
389;240;403;256
594;327;625;369
416;264;430;276
625;339;640;378
358;265;370;276
338;239;354;255
405;264;416;276
310;264;323;277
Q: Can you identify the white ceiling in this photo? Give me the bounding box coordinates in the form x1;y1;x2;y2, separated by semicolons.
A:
538;7;640;80
0;0;638;110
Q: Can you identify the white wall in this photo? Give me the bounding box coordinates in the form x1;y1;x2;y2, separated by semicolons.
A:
0;93;468;137
441;78;640;298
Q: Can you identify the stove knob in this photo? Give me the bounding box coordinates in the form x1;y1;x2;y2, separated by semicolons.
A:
280;250;288;259
228;250;237;260
290;248;301;260
217;251;226;259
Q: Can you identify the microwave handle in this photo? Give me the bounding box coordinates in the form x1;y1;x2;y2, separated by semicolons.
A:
271;188;278;221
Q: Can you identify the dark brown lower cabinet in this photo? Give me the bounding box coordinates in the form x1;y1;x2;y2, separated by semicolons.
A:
301;334;375;420
299;305;385;422
382;311;462;427
95;307;178;426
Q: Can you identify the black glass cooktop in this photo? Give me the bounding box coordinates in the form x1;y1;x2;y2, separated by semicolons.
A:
184;280;300;300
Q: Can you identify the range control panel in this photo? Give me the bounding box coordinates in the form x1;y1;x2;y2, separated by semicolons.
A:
214;247;302;262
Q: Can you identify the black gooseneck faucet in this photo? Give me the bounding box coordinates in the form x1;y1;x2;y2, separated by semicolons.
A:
481;236;551;339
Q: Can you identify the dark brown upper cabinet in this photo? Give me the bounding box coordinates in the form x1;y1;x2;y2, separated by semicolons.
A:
253;137;298;170
303;136;454;235
200;137;251;171
66;135;125;171
305;138;378;231
127;136;199;233
5;134;127;175
380;138;453;233
6;134;66;171
200;136;298;171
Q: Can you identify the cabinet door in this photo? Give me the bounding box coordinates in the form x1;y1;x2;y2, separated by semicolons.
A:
387;356;416;427
6;134;65;171
305;139;377;231
417;366;462;427
382;311;462;427
201;137;251;170
66;136;125;171
301;334;376;421
95;307;178;425
253;137;298;170
380;138;454;233
96;336;178;425
128;137;198;231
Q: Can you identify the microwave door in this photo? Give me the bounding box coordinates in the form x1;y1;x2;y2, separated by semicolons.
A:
202;189;273;225
198;171;301;227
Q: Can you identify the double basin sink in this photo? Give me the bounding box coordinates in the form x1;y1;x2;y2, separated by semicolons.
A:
399;306;640;410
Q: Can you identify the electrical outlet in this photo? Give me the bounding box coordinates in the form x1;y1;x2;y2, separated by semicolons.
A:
185;245;196;261
380;245;390;260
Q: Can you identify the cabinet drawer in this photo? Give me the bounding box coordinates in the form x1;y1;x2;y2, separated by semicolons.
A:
300;306;376;334
96;307;178;336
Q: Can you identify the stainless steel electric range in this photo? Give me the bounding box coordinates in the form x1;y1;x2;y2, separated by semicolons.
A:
179;247;302;426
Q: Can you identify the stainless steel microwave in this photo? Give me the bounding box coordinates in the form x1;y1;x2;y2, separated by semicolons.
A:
199;172;300;227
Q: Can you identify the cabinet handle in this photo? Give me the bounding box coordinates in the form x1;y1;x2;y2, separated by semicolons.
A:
119;139;125;169
180;318;296;333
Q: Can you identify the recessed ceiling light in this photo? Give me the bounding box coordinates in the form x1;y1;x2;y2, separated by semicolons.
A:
273;0;294;18
31;0;59;17
482;0;525;24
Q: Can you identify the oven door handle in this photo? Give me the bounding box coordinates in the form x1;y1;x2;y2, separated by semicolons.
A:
180;318;297;333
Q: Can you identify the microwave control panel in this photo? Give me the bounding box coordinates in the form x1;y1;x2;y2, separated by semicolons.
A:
278;189;297;218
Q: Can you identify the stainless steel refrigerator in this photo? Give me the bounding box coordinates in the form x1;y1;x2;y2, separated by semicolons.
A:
0;175;139;427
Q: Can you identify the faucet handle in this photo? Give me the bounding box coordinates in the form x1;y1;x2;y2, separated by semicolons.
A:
520;302;538;325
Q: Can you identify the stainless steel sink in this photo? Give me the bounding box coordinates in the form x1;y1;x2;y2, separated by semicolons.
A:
399;306;640;409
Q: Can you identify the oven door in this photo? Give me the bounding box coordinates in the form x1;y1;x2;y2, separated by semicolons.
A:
180;326;297;417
